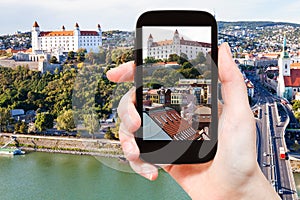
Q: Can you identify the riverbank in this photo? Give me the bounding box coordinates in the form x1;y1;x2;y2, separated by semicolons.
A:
290;160;300;173
0;133;124;158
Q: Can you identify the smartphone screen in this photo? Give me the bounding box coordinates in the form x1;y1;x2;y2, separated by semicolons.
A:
135;11;218;163
141;26;213;141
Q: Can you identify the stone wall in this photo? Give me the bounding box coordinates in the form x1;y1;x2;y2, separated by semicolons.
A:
0;135;123;157
0;59;38;70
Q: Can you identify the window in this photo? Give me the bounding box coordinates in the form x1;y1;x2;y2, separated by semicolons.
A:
285;64;288;69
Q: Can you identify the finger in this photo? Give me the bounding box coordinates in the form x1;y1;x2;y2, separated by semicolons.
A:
117;87;141;134
106;61;135;83
129;158;158;181
218;43;250;113
119;122;140;161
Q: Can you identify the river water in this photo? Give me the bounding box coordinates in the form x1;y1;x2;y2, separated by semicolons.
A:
0;152;190;200
293;173;300;197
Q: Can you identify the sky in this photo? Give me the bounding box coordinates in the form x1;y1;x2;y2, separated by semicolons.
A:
1;0;300;35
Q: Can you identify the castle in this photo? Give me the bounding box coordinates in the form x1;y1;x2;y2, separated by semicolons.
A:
147;30;211;60
31;21;102;54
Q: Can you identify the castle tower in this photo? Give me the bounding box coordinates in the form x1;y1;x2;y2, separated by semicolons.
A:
74;22;80;36
173;29;180;55
98;24;102;46
73;23;80;51
32;21;40;53
147;34;153;48
173;29;180;45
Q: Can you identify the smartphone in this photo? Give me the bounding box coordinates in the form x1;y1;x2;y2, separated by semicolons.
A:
135;10;218;164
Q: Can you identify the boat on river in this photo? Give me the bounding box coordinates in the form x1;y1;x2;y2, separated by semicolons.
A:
0;148;25;155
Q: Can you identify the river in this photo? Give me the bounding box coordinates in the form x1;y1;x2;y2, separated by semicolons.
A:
0;152;190;200
293;173;300;197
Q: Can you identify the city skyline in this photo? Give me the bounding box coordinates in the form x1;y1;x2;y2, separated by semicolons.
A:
1;0;300;35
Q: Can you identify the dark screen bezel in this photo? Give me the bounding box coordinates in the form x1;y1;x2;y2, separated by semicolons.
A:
135;10;218;164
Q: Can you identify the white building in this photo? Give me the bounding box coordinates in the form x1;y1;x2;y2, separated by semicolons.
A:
277;35;300;101
32;21;102;54
147;30;211;60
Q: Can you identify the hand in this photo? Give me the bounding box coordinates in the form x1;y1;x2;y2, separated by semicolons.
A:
106;43;280;199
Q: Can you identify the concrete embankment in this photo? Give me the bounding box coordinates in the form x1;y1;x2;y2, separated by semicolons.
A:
0;134;124;158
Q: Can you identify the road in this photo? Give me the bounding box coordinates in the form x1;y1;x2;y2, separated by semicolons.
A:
250;75;298;199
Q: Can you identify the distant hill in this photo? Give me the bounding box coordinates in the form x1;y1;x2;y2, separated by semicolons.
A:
218;21;300;29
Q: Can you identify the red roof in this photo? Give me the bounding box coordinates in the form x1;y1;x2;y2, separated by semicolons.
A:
80;31;99;36
284;69;300;87
180;39;211;48
148;107;201;140
33;21;39;27
40;31;74;36
39;30;99;37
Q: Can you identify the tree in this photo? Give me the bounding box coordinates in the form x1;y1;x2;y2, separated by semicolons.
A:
77;48;87;62
104;127;115;139
67;51;75;60
57;110;76;132
35;112;54;132
83;113;100;139
193;52;206;65
178;53;189;65
168;54;180;62
50;56;58;64
292;100;300;111
0;107;11;132
182;61;193;69
144;57;158;64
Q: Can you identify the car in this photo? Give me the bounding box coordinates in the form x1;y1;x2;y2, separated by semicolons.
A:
278;189;283;195
262;162;269;167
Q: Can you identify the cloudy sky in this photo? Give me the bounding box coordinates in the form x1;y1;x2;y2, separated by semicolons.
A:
1;0;300;34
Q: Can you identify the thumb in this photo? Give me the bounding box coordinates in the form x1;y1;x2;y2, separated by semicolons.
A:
218;43;250;114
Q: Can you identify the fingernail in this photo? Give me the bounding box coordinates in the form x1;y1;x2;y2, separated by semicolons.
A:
147;173;153;181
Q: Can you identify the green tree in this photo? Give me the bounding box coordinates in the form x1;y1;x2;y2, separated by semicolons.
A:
19;121;27;134
178;53;189;65
292;100;300;111
83;113;100;139
192;52;206;65
104;127;115;139
144;57;158;64
35;112;54;132
67;51;75;60
77;48;87;62
168;54;180;62
50;56;58;64
57;110;76;132
182;61;193;69
0;107;11;132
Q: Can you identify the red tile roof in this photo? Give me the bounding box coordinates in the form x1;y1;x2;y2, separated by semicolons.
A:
147;107;201;140
80;31;99;36
33;21;39;27
40;31;74;36
180;40;211;48
284;69;300;87
39;30;99;37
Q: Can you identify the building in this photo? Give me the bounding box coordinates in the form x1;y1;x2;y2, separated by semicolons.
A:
277;35;300;101
147;30;211;60
143;107;203;140
32;21;102;54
